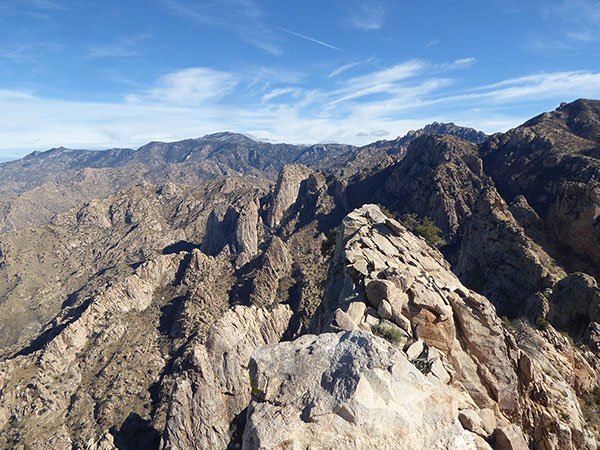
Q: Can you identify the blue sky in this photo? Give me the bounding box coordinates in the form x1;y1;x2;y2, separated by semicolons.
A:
1;0;600;160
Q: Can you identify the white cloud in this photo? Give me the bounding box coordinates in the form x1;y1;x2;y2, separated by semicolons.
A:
443;57;477;70
261;87;301;103
347;0;385;31
0;42;62;62
88;34;151;58
328;56;374;78
327;60;430;105
0;89;36;100
88;45;137;58
371;129;389;136
537;0;600;47
329;62;360;78
147;68;239;105
2;63;599;157
459;71;600;102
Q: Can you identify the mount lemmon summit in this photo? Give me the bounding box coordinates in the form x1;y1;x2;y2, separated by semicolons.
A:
1;100;600;449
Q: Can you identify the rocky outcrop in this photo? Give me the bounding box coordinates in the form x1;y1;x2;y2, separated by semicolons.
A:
548;273;600;334
40;253;184;373
367;122;489;157
320;205;520;415
160;304;292;450
456;188;564;317
381;135;490;240
4;101;600;450
249;237;292;308
0;252;185;449
511;322;599;450
266;164;313;228
316;204;595;449
509;194;544;231
200;197;261;267
234;199;260;267
481;99;600;217
547;181;600;265
244;330;487;450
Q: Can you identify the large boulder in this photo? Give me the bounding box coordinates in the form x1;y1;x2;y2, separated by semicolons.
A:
243;330;485;450
547;182;600;265
317;204;595;449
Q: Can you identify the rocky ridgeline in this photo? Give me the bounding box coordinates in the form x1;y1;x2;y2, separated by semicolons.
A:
246;330;486;450
0;253;185;448
271;204;592;450
0;162;335;449
157;304;293;450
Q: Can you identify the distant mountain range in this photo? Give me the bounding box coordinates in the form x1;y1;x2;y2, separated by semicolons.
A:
0;124;488;192
0;122;487;233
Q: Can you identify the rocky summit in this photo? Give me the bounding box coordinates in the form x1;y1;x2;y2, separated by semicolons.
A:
1;100;600;449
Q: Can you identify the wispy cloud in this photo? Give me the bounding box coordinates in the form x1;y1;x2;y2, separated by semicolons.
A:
426;40;439;48
346;0;385;31
460;70;600;102
2;62;600;156
161;0;281;55
131;67;239;106
441;57;477;70
88;35;151;58
88;46;137;58
261;87;302;103
245;66;306;90
0;42;62;62
0;89;36;100
328;60;430;105
329;62;360;78
328;56;374;78
277;27;341;51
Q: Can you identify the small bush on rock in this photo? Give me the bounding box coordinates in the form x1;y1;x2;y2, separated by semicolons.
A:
372;323;405;345
536;317;551;331
400;214;443;247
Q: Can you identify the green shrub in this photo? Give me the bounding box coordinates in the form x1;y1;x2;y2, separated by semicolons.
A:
372;323;405;345
414;217;443;247
412;359;432;375
400;213;419;230
581;387;600;431
536;317;551;331
400;214;443;247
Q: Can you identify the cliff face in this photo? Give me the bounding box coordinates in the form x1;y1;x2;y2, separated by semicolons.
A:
2;101;600;449
380;134;490;241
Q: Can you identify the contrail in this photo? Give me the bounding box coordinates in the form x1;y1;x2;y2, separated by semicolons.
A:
277;27;342;51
